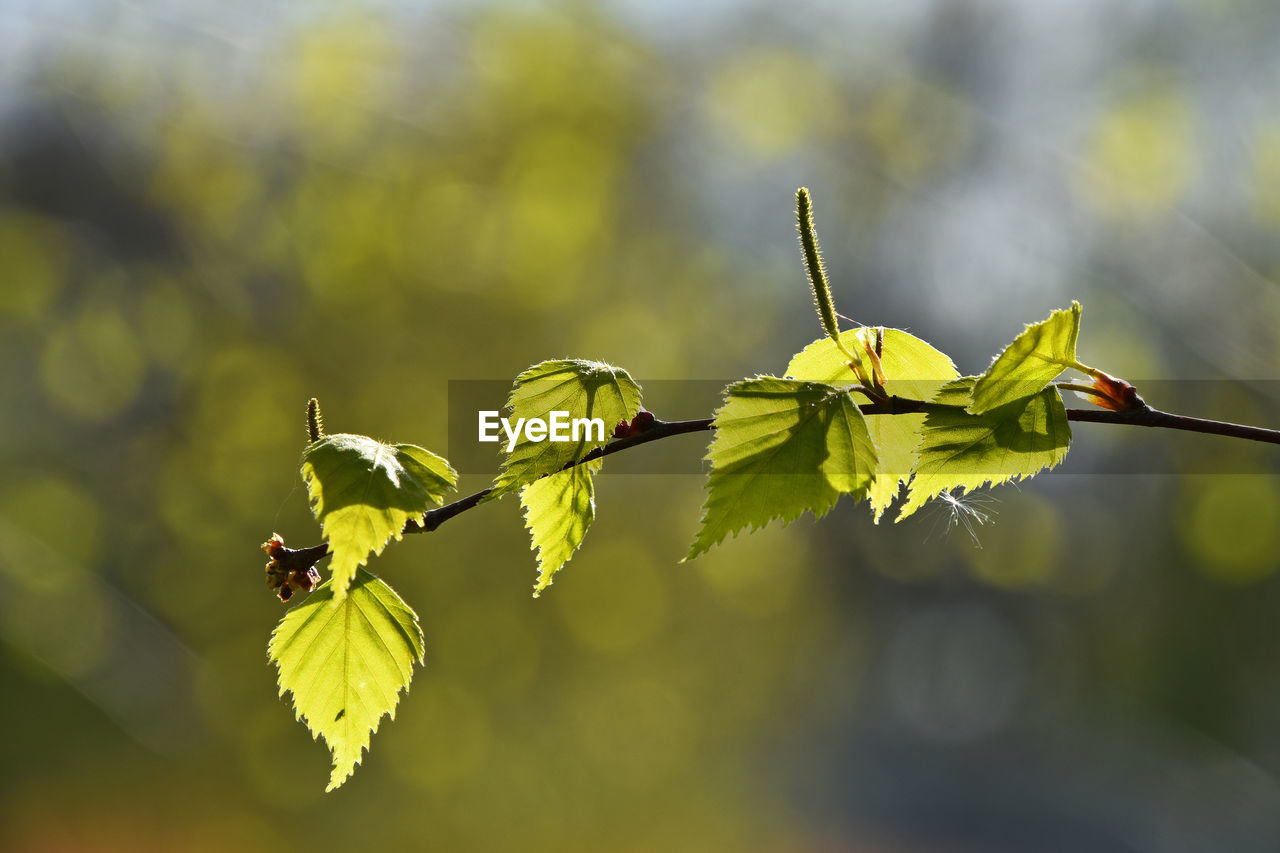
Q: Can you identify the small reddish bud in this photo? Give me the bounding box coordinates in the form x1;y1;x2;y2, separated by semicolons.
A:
264;533;324;603
632;410;656;432
1089;370;1145;412
612;420;632;439
291;567;321;594
262;533;286;557
264;534;289;596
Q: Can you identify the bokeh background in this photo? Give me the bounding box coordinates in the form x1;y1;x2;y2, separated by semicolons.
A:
4;1;1280;850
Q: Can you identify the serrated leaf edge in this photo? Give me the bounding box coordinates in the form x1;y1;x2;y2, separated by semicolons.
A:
268;572;425;791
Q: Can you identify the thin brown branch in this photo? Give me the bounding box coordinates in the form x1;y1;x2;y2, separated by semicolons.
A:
269;397;1280;569
1064;406;1280;444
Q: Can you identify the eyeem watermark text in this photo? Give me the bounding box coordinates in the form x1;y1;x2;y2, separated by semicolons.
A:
478;411;605;452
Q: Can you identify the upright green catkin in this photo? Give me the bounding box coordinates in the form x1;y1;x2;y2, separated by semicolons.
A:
307;398;324;443
795;188;841;344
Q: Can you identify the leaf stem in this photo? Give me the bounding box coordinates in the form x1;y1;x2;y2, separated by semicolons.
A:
1055;381;1111;401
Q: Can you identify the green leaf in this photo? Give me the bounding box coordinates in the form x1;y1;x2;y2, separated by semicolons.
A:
492;359;641;497
787;328;960;522
897;378;1071;521
269;568;425;792
968;302;1083;413
786;327;957;398
522;459;601;597
301;434;457;599
685;377;877;560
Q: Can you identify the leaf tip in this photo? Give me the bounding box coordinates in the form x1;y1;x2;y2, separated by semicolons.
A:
325;764;357;793
531;568;555;598
681;539;711;563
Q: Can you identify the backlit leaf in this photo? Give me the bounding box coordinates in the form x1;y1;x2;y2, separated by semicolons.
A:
522;459;602;597
301;434;457;599
269;568;425;792
492;359;641;497
787;328;959;521
968;302;1082;413
686;377;877;559
898;378;1071;521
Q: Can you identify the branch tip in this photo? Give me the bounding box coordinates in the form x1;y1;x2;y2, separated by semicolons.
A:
263;534;327;602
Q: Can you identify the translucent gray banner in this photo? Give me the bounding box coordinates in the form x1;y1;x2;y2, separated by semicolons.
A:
447;380;1280;476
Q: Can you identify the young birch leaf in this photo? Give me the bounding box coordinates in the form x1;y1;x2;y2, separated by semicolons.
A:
898;378;1071;521
269;568;425;792
685;377;877;560
491;360;641;498
301;435;457;599
522;459;602;597
787;328;960;522
968;302;1083;414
